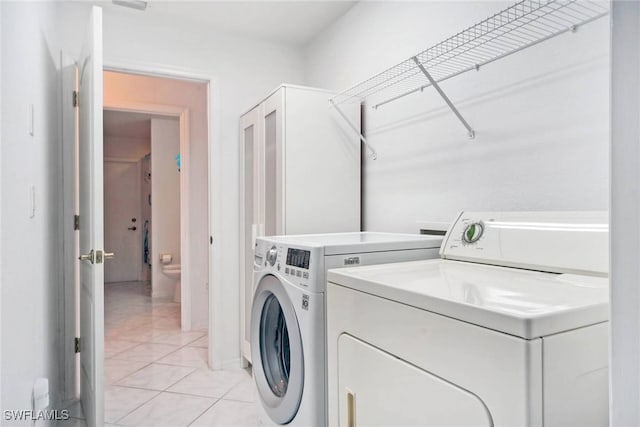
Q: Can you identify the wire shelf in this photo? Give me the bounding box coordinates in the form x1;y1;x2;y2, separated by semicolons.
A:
330;0;609;110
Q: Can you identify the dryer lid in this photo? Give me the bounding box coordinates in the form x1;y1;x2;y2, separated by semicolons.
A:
327;259;609;339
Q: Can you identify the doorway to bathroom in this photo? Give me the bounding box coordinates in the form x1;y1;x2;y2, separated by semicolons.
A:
100;71;212;422
103;111;182;302
103;111;153;291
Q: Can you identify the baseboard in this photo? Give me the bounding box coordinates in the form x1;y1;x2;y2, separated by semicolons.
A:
212;357;245;371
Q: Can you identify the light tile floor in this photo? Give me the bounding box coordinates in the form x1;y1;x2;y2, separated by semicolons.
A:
61;281;257;427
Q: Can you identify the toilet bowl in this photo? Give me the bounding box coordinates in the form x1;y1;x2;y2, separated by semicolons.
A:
162;263;181;302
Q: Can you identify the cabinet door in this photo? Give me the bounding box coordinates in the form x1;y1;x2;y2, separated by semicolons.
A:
338;334;492;426
240;107;262;363
262;89;285;236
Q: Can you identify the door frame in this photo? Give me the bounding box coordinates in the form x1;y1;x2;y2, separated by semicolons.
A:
102;59;221;370
61;57;223;400
60;53;80;404
102;101;192;330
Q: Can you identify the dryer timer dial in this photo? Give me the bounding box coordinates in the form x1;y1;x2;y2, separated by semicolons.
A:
463;222;484;244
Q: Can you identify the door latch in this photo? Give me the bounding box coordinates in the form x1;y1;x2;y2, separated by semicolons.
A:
78;249;95;264
79;249;114;264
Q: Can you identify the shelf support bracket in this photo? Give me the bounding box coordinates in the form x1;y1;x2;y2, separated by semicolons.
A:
412;56;475;139
330;99;378;160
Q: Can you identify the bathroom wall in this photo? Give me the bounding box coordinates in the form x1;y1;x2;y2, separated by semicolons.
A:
151;118;181;298
104;135;151;159
305;1;609;231
1;0;64;420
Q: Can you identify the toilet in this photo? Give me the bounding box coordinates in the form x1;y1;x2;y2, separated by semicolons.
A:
162;263;181;302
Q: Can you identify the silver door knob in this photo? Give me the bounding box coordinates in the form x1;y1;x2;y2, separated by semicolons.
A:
79;249;95;264
104;252;115;260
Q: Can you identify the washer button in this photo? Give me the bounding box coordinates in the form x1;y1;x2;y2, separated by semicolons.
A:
303;272;309;279
296;270;302;278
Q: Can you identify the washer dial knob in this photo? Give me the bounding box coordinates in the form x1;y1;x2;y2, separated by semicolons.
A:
266;246;278;266
463;222;484;244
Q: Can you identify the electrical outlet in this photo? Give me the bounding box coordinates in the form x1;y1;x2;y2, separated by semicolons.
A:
33;378;49;411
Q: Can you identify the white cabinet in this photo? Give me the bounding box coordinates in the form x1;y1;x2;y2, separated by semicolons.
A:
240;85;361;363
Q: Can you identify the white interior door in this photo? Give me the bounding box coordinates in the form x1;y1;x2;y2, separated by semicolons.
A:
77;6;104;426
104;160;141;283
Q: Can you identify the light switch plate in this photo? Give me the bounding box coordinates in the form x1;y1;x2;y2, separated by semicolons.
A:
28;104;34;136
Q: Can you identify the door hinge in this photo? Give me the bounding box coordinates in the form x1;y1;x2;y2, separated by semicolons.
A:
72;91;79;108
74;337;81;353
74;215;80;230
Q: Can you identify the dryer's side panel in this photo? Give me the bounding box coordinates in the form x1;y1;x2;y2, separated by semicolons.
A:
283;87;361;234
542;322;609;427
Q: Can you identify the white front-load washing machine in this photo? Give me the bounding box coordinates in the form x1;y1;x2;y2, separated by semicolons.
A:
326;212;610;427
250;232;444;426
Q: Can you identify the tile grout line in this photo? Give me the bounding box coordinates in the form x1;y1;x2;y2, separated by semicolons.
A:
104;282;220;427
110;387;161;425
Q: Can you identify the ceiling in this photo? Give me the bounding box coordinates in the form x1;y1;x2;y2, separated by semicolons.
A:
102;1;358;46
104;110;154;139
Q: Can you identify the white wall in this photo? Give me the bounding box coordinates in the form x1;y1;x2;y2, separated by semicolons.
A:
0;0;4;413
104;135;150;159
305;1;610;231
55;2;305;364
151;118;181;298
610;2;640;425
1;1;63;422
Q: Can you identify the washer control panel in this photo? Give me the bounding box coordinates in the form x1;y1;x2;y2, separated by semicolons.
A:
254;238;318;289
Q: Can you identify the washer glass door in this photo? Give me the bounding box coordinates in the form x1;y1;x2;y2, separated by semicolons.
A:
260;293;291;397
251;275;304;424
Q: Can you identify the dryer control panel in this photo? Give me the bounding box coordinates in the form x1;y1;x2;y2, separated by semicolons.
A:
441;211;609;276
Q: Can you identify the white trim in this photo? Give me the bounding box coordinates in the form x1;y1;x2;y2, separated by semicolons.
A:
218;358;244;370
103;100;192;332
60;52;80;403
0;0;3;413
103;58;225;370
610;2;640;424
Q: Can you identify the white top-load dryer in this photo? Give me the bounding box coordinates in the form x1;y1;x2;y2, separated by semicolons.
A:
326;212;609;427
250;232;444;426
